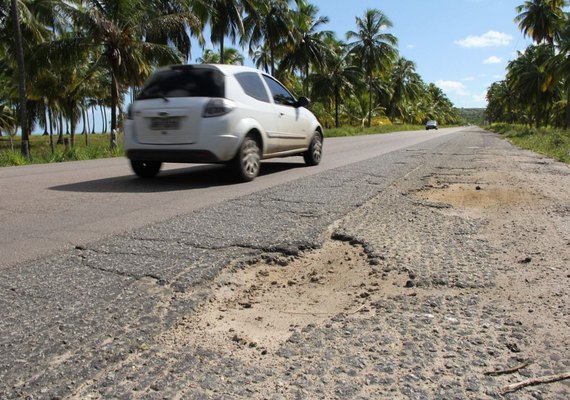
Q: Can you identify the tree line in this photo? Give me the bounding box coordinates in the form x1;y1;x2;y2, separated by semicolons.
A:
486;0;570;129
1;0;461;157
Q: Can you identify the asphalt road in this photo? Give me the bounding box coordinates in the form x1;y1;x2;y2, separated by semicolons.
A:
0;128;462;269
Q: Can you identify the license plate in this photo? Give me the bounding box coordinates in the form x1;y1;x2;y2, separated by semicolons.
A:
150;117;180;130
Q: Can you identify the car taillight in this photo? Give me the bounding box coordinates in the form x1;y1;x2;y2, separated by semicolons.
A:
203;98;235;118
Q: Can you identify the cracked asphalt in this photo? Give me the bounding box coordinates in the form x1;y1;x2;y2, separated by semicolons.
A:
1;127;569;399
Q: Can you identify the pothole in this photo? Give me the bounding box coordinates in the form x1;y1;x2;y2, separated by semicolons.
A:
416;183;541;210
157;238;407;355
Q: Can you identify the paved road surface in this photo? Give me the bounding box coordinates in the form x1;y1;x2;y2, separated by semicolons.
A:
0;128;461;268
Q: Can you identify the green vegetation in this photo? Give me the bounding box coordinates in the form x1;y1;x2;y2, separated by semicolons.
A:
485;1;570;164
489;123;570;163
0;133;123;167
2;0;461;162
486;0;570;129
324;124;424;138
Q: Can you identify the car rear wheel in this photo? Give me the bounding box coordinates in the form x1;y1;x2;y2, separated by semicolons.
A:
233;134;261;182
130;160;162;178
304;132;323;166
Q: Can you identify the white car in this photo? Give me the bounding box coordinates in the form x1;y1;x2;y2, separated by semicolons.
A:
124;64;324;181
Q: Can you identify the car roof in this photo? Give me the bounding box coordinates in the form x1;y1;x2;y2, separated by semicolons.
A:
154;63;265;77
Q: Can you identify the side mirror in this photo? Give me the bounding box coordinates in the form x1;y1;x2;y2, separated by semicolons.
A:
295;96;310;108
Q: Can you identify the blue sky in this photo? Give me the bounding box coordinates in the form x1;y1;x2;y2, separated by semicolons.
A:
195;0;533;109
310;0;532;109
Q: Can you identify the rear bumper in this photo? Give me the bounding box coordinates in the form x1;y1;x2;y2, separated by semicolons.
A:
126;149;222;163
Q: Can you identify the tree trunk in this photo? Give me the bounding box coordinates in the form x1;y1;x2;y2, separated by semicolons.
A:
81;105;87;135
84;107;89;146
304;63;309;97
11;0;29;158
57;113;64;144
109;52;120;135
220;38;225;64
91;106;96;134
335;88;340;128
48;105;54;154
70;106;76;147
100;105;106;133
111;74;117;133
368;74;373;128
566;87;570;129
86;106;91;135
42;104;48;136
270;42;275;76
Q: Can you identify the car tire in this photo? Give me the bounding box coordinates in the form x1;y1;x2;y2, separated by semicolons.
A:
130;160;162;178
233;134;261;182
303;132;323;166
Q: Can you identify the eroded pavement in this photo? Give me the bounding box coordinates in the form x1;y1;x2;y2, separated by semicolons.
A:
1;128;569;399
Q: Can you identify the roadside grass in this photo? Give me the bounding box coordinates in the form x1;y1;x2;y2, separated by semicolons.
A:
0;133;124;167
324;124;424;137
489;123;570;164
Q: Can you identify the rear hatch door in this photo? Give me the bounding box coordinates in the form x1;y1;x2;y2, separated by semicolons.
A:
132;65;225;145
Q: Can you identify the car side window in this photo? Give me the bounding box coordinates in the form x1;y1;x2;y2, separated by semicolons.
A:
262;75;296;106
235;72;270;103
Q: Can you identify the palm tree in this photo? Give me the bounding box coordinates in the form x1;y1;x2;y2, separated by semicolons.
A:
387;57;423;122
251;44;271;72
311;39;360;127
281;1;333;96
197;47;245;64
552;14;570;127
197;49;221;63
507;44;556;127
47;0;203;134
486;80;517;124
208;0;245;64
346;8;398;127
515;0;567;44
425;83;458;124
243;0;294;75
7;0;33;156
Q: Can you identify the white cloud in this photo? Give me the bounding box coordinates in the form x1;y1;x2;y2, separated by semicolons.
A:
407;44;416;49
462;76;476;81
455;31;513;48
484;56;502;64
435;80;469;96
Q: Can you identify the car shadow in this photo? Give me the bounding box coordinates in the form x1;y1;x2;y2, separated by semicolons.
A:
49;161;305;193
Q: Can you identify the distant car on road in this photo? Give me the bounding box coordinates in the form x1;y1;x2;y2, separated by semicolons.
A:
425;120;438;130
124;64;324;181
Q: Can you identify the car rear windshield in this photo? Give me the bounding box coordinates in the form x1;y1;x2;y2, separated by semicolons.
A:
137;66;225;100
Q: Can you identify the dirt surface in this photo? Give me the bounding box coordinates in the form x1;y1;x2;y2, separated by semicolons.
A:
2;129;569;399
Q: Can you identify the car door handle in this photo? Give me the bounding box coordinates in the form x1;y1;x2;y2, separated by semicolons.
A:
279;112;285;117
